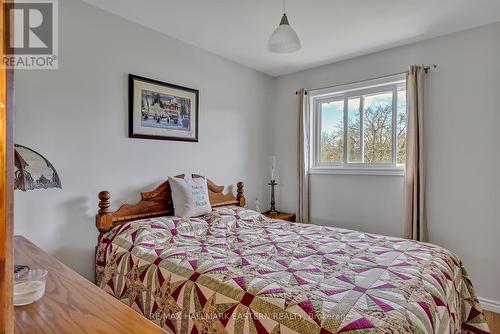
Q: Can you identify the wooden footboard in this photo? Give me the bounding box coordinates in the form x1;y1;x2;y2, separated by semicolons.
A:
95;174;245;232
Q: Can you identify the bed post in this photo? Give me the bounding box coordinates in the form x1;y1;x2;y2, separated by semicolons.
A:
236;182;246;207
96;191;113;232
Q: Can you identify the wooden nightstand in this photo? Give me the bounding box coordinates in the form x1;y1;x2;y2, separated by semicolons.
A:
263;211;296;222
14;236;167;334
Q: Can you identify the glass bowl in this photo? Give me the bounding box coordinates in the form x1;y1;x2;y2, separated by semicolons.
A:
14;269;48;306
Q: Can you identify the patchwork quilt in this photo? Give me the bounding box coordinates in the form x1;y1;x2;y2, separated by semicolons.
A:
96;207;489;334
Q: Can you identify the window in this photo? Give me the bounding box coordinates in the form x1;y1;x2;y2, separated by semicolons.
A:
311;75;407;175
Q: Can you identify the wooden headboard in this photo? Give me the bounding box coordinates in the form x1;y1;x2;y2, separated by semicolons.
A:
95;174;245;232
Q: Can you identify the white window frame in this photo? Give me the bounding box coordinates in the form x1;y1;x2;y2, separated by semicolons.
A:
309;74;406;176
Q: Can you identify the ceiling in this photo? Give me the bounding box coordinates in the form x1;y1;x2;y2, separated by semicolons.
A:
82;0;500;77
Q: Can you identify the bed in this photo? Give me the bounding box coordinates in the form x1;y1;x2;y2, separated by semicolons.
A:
95;175;489;334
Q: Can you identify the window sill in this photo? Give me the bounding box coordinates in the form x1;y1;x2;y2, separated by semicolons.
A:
309;167;405;176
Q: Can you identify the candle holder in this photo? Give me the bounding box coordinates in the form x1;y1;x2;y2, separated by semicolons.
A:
265;179;280;217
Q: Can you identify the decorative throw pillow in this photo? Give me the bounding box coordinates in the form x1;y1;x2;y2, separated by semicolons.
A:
168;176;212;218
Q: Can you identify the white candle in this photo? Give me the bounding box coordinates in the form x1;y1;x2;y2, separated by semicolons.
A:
271;156;276;180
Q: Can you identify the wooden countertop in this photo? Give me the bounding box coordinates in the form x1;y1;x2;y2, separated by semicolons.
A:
14;235;168;334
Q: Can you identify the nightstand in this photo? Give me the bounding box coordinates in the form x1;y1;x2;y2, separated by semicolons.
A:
263;211;296;222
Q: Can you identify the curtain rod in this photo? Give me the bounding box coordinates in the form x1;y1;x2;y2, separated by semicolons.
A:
295;64;437;95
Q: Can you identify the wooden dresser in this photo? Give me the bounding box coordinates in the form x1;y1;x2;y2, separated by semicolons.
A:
14;235;167;334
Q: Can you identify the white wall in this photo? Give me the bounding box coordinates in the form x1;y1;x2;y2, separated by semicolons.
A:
274;23;500;304
310;175;404;237
14;0;274;280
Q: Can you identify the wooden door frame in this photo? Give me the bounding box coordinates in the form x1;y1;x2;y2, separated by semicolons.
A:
1;0;14;332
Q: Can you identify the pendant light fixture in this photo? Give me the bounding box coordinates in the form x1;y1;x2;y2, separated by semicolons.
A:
268;0;301;53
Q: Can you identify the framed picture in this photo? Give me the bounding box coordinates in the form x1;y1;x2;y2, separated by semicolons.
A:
129;74;199;142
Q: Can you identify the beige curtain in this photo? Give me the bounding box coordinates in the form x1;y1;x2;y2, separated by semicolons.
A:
404;65;427;241
297;88;310;224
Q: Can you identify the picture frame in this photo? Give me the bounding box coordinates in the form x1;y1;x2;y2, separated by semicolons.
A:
129;74;199;142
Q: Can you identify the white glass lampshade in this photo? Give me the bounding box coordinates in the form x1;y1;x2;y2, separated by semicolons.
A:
14;144;61;191
268;14;301;53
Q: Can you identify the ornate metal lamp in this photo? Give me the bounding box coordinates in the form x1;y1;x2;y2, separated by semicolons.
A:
13;144;61;276
14;144;61;191
265;156;280;217
266;179;279;216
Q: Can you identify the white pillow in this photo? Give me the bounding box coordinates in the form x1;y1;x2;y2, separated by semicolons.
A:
168;176;212;218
